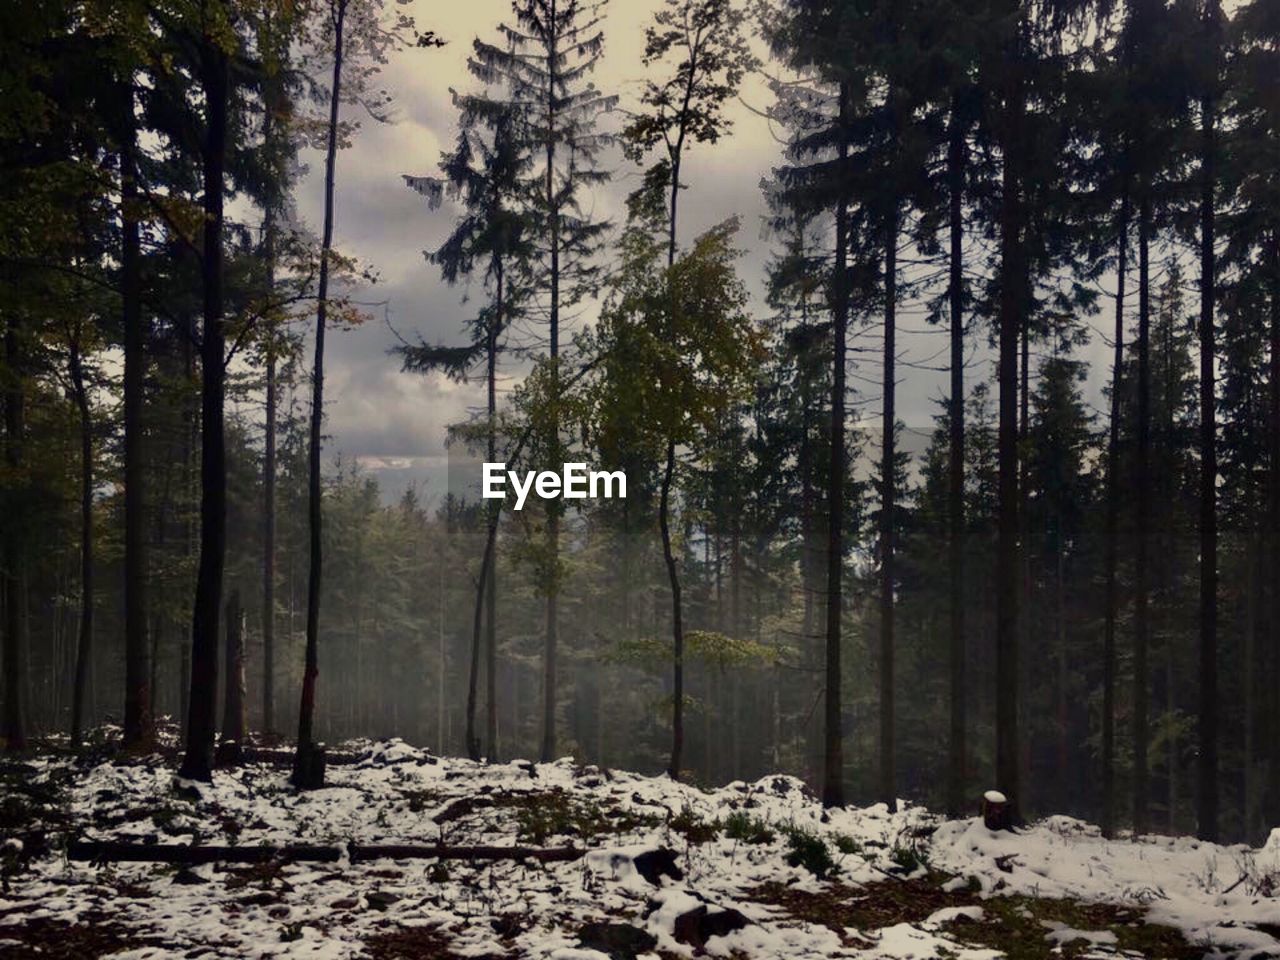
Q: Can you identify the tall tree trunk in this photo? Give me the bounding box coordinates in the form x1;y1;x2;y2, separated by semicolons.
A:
822;79;851;809
1102;181;1128;838
539;11;561;767
178;36;229;782
662;140;690;781
70;334;93;747
294;0;346;788
1018;293;1031;811
486;268;501;761
1195;0;1220;846
996;50;1025;817
946;93;967;817
466;520;497;762
1134;189;1152;835
2;313;26;752
880;205;897;813
1268;233;1280;833
121;90;152;751
262;218;277;737
218;589;245;765
661;437;684;779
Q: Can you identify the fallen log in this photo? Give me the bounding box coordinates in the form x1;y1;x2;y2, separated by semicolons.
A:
67;841;584;866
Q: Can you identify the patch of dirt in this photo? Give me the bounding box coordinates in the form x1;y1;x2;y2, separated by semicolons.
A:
751;875;977;933
752;877;1201;960
0;913;163;958
363;925;507;959
966;895;1201;960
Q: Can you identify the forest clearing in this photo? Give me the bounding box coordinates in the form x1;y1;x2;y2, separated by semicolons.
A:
4;0;1280;953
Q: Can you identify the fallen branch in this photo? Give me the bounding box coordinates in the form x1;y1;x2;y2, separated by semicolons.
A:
67;841;584;866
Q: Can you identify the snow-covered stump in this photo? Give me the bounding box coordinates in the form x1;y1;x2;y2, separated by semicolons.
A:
981;789;1013;831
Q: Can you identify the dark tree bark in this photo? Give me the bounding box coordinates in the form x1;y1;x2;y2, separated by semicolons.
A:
946;93;967;818
3;314;26;752
218;589;245;765
178;36;229;783
294;0;347;789
822;79;851;809
661;436;684;779
120;91;152;751
1134;189;1152;835
262;215;278;737
1101;180;1129;838
539;13;562;766
466;520;497;762
879;203;897;813
485;267;501;761
69;331;94;747
995;49;1025;816
1196;0;1220;844
1268;233;1280;832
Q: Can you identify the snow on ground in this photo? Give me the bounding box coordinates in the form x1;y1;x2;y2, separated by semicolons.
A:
0;739;1277;958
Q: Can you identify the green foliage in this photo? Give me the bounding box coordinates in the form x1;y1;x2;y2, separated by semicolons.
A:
782;826;838;879
724;812;776;845
831;833;861;856
669;805;719;844
512;791;660;845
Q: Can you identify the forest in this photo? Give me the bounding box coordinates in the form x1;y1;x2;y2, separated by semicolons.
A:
1;0;1280;931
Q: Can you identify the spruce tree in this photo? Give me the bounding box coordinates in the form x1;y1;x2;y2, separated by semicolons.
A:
402;97;532;763
466;0;615;762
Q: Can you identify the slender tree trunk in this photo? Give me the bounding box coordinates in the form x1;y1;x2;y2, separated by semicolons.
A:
2;313;26;752
218;589;245;765
262;214;278;737
1269;233;1280;831
822;80;851;809
996;53;1025;815
880;205;897;813
1196;0;1220;846
466;517;497;763
486;269;501;761
1134;189;1152;835
70;335;93;747
946;94;967;818
294;0;346;788
178;36;229;782
661;137;690;781
1018;296;1031;811
1264;235;1280;834
539;10;561;766
661;437;684;779
121;90;152;751
1102;183;1128;838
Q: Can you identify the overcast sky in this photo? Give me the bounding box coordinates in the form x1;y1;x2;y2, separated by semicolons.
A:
283;0;1120;505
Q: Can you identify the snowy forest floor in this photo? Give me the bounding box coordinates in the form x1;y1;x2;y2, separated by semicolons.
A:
1;734;1278;959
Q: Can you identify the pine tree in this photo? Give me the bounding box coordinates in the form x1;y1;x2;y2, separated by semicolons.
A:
401;95;533;763
763;0;868;808
466;0;615;762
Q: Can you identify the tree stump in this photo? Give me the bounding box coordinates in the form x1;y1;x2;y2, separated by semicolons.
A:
291;741;326;790
981;790;1012;831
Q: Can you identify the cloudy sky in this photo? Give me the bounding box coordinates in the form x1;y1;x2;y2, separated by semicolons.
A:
284;0;1118;505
